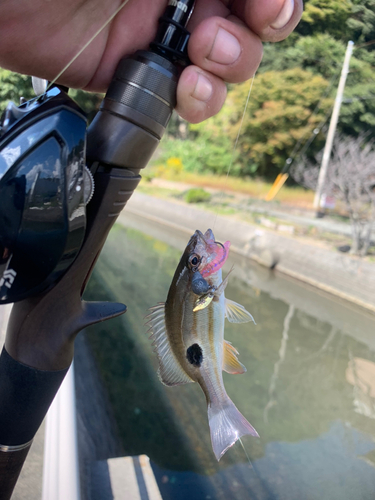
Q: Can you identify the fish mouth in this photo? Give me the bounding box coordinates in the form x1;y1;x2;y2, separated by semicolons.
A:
190;229;230;277
193;228;216;246
188;229;216;253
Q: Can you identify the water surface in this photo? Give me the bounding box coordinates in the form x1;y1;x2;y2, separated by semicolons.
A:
84;214;375;500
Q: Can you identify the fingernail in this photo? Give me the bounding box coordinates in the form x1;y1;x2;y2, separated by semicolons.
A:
271;0;294;29
208;28;241;65
192;74;213;102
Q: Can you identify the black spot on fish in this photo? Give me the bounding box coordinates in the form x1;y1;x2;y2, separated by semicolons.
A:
186;343;203;367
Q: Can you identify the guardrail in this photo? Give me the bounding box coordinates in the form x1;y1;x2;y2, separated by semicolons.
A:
42;362;81;500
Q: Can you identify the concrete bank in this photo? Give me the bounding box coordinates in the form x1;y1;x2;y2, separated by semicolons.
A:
124;192;375;313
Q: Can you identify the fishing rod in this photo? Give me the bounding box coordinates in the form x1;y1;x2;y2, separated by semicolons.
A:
0;0;195;497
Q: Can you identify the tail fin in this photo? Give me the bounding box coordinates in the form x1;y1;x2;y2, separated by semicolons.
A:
208;398;259;461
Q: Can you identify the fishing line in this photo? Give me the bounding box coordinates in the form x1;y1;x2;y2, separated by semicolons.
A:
47;0;130;90
239;437;253;469
212;74;257;231
46;0;255;233
295;107;331;158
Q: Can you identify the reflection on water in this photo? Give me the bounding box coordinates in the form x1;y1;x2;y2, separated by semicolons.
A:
84;218;375;500
346;356;375;420
264;303;295;425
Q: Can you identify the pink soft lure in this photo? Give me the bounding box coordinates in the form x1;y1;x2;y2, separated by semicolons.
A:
201;240;231;278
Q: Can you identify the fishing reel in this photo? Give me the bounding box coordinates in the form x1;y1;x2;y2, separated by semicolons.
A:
0;85;89;303
0;0;195;305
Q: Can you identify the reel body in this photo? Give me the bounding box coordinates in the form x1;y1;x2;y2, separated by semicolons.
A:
0;87;87;303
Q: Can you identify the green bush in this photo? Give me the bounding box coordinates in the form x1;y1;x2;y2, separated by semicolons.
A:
157;135;238;176
184;188;211;204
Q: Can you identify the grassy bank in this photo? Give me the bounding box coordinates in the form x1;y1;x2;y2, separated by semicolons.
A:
145;169;314;208
136;176;375;262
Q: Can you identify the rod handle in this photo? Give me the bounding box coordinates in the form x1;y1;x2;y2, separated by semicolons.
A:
0;441;32;500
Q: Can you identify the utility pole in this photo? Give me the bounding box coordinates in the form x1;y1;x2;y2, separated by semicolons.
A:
313;40;354;215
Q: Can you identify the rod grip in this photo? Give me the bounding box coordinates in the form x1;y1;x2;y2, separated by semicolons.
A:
0;347;68;446
0;442;32;500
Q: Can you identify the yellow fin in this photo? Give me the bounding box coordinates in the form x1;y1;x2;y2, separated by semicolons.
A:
225;298;256;324
223;340;246;374
147;303;193;386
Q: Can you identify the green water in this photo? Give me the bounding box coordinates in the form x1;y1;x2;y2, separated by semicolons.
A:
84;217;375;500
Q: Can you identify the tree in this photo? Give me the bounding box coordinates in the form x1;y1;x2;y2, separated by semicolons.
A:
296;0;352;39
262;35;375;138
220;68;332;178
292;136;375;256
0;69;34;112
261;34;346;79
347;0;375;46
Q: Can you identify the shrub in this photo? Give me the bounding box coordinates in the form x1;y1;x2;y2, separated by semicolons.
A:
184;188;211;204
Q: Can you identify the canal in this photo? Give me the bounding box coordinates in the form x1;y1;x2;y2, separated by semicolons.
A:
83;212;375;500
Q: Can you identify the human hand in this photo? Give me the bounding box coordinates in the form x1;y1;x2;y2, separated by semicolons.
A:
0;0;303;123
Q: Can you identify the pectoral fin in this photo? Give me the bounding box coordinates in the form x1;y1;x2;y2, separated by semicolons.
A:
223;340;246;374
147;303;193;386
225;298;256;324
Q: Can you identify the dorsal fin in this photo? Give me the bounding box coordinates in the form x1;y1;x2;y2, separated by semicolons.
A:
225;298;256;324
147;303;193;386
223;340;246;374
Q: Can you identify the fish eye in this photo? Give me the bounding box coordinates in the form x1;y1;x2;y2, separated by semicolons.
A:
188;253;200;270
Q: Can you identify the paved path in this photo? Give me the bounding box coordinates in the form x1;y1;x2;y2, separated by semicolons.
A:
125;192;375;313
151;178;375;240
235;202;355;237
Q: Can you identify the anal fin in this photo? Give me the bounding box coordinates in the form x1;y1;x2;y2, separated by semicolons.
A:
147;303;193;386
223;340;246;374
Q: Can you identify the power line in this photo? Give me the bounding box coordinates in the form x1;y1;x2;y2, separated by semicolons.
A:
354;39;375;49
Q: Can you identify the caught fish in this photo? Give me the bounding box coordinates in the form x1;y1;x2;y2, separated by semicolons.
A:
147;229;258;461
